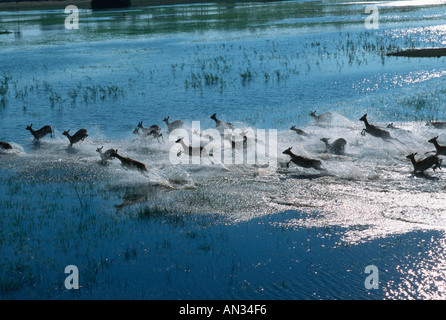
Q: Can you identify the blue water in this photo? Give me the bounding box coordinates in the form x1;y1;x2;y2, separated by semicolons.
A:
1;1;446;141
1;0;446;300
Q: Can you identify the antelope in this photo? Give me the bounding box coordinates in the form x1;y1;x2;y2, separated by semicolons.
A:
231;137;247;150
426;120;446;129
320;137;347;155
210;113;234;130
204;131;245;150
96;146;117;162
406;152;442;173
359;114;403;144
136;121;160;135
62;129;88;146
163;116;184;132
283;147;325;171
290;125;309;137
427;136;446;156
232;131;249;150
26;124;54;141
109;149;148;172
386;123;400;129
133;126;164;143
310;111;333;123
175;137;210;157
0;141;12;150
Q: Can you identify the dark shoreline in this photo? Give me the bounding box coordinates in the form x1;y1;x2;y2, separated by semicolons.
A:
0;0;274;11
387;47;446;58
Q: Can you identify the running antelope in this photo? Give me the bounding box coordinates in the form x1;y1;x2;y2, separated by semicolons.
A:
320;137;347;155
406;152;442;173
133;126;164;142
427;136;446;156
96;146;117;162
0;141;12;150
62;129;88;146
163;116;184;132
290;125;309;137
175;137;209;157
210;113;234;130
359;114;403;144
426;120;446;129
386;123;400;129
283;147;325;171
137;121;160;135
26;124;54;141
232;131;249;150
310;111;333;123
110;149;148;172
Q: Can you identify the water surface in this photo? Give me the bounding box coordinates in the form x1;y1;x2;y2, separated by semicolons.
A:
1;0;446;299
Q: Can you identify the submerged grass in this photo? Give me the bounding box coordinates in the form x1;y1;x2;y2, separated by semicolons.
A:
136;204;182;224
0;174;126;297
2;0;446;299
0;74;11;108
1;1;440;123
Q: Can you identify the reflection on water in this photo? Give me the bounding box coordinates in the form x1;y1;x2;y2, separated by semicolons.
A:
1;0;446;299
379;0;446;7
385;235;446;300
0;0;445;43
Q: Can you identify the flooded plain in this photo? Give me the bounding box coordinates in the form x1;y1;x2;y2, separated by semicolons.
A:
2;0;446;299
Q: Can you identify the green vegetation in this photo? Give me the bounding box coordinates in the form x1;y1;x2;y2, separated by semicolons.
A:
0;74;11;108
2;0;446;299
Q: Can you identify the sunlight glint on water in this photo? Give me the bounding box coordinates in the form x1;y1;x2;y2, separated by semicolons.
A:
1;0;446;299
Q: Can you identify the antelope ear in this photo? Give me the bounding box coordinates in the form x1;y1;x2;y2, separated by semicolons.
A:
414;152;417;156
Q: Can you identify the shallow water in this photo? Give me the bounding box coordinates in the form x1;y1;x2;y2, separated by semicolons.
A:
1;0;446;299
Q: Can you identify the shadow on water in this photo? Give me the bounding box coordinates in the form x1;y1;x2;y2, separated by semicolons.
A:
410;172;440;181
112;185;165;211
279;173;330;180
65;146;81;154
2;0;446;300
114;189;149;210
31;140;43;150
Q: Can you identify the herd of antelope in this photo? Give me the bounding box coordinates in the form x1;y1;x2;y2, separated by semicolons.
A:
289;111;444;174
0;111;445;175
